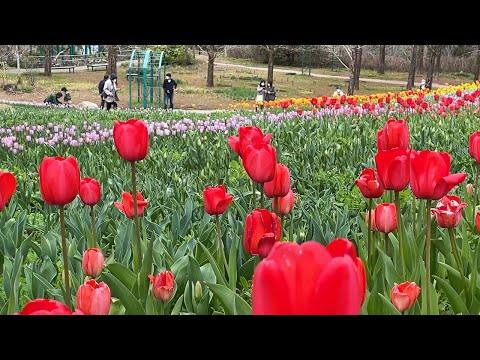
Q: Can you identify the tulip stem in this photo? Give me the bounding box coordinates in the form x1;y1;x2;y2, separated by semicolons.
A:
384;232;389;257
131;161;142;272
425;199;432;315
159;301;165;315
274;197;279;216
395;191;406;276
412;195;417;239
215;215;229;274
90;205;98;248
60;206;72;310
448;227;466;280
260;184;265;209
280;214;285;240
367;198;373;265
475;164;479;225
252;180;257;210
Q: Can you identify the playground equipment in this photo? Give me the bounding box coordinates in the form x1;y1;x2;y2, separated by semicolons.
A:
28;45;107;67
128;49;166;109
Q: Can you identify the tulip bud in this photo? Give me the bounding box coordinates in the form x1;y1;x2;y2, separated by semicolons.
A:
194;281;203;301
82;248;105;278
467;183;474;195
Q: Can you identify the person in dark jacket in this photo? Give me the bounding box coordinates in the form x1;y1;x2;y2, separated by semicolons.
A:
44;92;63;105
98;74;109;109
264;81;276;102
162;73;177;110
61;87;71;105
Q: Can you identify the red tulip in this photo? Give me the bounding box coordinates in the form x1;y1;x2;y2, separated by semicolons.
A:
456;89;462;97
476;212;480;233
228;126;272;158
354;168;384;198
264;163;290;198
410;150;466;200
310;97;318;106
275;189;295;215
252;240;365;314
377;118;410;151
244;209;281;258
297;108;303;116
113;119;149;162
79;177;101;206
82;248;105;277
148;271;175;301
375;203;397;233
76;280;111;315
375;147;410;191
468;132;480;164
366;209;378;231
431;195;467;228
114;191;148;219
391;282;421;313
39;156;80;206
434;94;440;101
203;185;233;215
0;171;16;212
20;299;73;315
242;143;277;184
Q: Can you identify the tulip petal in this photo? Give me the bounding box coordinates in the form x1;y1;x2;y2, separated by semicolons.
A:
432;173;467;200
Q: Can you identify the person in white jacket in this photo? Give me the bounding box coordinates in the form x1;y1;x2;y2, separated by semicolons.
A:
103;73;119;110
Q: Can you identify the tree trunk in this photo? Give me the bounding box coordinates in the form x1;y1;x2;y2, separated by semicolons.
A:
44;45;52;77
107;45;118;75
354;45;362;90
406;45;418;90
417;45;424;74
378;45;386;74
474;45;480;81
425;46;437;90
348;46;358;96
434;46;443;79
267;46;274;84
207;51;215;87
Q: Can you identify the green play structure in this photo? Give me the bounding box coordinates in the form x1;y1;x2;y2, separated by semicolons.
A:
28;45;106;66
128;49;166;109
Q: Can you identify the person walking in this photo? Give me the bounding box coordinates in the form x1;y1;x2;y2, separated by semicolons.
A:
162;73;177;110
103;73;118;111
98;74;108;109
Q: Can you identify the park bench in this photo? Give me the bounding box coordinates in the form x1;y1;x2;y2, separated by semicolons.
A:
87;63;108;71
51;65;75;73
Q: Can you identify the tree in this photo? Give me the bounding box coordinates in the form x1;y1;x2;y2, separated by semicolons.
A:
406;45;418;90
198;45;225;87
44;45;52;77
354;45;363;90
434;45;444;79
347;45;358;95
107;45;119;75
416;45;424;74
265;45;278;84
474;45;480;81
378;45;386;74
425;45;439;90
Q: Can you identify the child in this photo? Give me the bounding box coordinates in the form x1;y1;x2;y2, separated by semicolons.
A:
255;80;266;111
43;92;63;105
265;81;276;102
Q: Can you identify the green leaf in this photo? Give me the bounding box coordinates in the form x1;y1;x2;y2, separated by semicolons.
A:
196;242;227;287
106;263;137;291
100;272;145;315
433;275;469;315
137;235;154;304
204;282;251;315
378;293;401;315
171;295;184;315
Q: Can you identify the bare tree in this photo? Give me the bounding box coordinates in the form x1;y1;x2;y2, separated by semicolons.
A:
378;45;386;74
44;45;52;76
474;45;480;81
425;45;439;89
407;45;418;90
434;46;444;79
354;45;363;90
198;45;225;87
107;45;119;75
347;45;358;95
416;45;424;74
